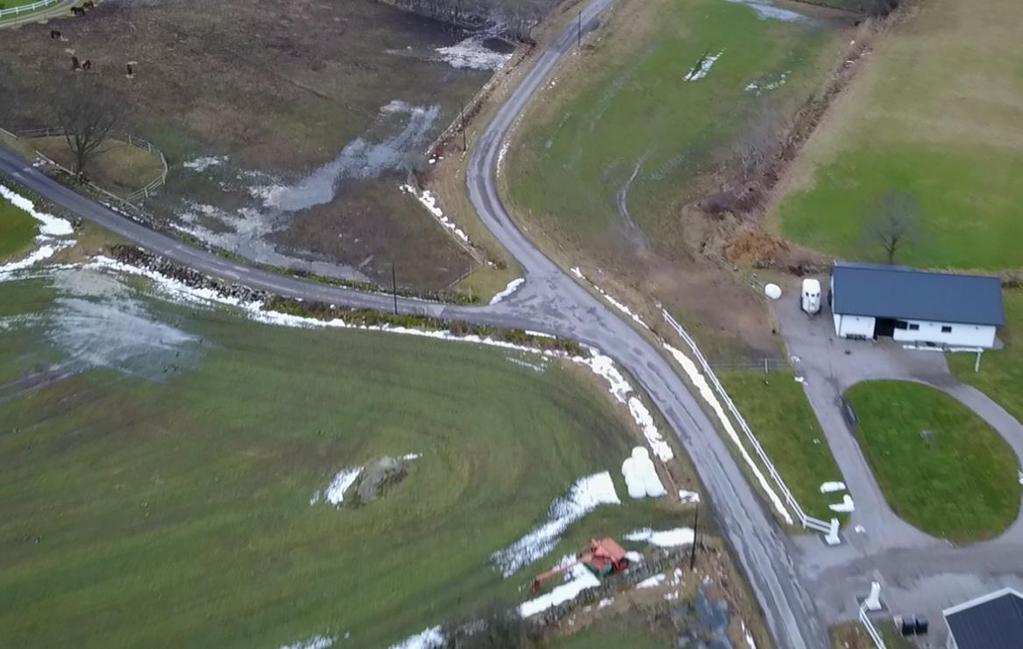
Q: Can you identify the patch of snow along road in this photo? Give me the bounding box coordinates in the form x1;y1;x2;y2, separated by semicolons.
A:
399;184;472;245
0;183;74;237
491;471;620;577
829;494;855;513
489;277;525;305
662;342;793;525
819;481;846;494
576;353;674;462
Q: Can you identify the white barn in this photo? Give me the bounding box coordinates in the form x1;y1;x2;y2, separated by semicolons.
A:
829;262;1005;349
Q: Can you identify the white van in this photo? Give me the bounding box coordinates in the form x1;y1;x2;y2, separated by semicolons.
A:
801;278;821;316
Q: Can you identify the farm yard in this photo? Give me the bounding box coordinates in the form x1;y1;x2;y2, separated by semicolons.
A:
504;0;850;358
0;0;514;291
774;0;1023;270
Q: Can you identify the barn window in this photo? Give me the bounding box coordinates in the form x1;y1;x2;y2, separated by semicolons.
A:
894;320;909;330
908;324;920;331
942;325;953;333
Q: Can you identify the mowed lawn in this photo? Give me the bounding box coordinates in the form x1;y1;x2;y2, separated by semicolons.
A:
950;290;1023;422
506;0;839;252
777;0;1023;269
0;275;684;649
721;371;846;523
846;381;1021;542
0;194;38;260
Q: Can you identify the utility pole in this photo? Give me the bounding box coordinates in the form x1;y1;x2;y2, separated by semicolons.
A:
689;505;700;571
461;101;469;152
577;11;582;52
391;264;398;315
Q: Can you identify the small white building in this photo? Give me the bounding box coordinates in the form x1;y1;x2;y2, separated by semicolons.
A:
829;262;1005;349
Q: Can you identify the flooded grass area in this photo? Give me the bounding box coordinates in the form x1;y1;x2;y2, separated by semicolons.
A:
0;0;510;289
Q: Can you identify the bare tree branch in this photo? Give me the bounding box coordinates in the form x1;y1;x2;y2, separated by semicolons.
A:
864;190;921;265
51;79;124;179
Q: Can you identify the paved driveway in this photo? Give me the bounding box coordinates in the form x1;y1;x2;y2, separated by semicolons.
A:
770;277;1023;642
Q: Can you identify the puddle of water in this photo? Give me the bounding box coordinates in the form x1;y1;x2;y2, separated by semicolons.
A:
723;0;814;23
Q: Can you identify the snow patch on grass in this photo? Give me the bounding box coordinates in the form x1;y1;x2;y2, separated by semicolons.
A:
723;0;809;23
389;626;445;649
519;563;601;618
312;467;363;506
0;183;74;237
490;277;524;305
678;489;701;504
625;527;695;548
436;37;511;71
279;636;333;649
183;155;228;173
491;471;620;578
820;481;846;494
683;51;723;82
637;574;667;589
400;184;472;245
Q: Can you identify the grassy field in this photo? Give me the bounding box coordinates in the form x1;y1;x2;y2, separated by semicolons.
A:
33;137;166;198
0;266;693;649
775;0;1023;270
721;370;846;522
845;380;1021;542
950;290;1023;421
507;0;838;252
0;194;38;260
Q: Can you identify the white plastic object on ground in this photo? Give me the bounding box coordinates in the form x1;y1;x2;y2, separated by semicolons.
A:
621;446;667;498
764;283;782;300
829;494;855;513
678;489;701;504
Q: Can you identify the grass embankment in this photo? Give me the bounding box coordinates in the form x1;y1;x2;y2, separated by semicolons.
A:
722;370;846;523
506;0;836;253
949;290;1023;421
32;136;165;198
0;195;38;260
846;380;1020;542
544;619;672;649
776;0;1023;269
0;274;688;649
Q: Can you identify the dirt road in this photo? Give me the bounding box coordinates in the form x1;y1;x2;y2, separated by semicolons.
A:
0;1;828;647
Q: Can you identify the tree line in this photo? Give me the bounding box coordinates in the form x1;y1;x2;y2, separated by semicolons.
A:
380;0;561;40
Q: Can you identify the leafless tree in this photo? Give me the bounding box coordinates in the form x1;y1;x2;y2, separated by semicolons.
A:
865;190;921;264
51;79;123;179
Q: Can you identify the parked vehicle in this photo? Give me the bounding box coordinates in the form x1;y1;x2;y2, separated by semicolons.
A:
801;278;822;316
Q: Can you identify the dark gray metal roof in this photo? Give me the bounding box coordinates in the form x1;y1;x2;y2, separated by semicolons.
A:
945;590;1023;649
831;262;1005;326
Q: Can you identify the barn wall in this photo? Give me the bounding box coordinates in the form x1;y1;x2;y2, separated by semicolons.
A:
836;314;876;339
893;320;996;348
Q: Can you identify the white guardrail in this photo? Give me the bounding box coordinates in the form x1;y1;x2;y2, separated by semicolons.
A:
859;602;887;649
0;0;60;19
661;309;840;542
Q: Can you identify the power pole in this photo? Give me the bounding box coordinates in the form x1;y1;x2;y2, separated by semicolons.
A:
461;102;469;152
689;505;700;571
391;264;398;315
577;11;582;52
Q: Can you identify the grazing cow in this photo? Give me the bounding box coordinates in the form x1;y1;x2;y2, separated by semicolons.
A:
82;59;92;71
71;6;85;16
50;29;62;40
126;62;134;77
71;55;80;70
83;0;95;7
